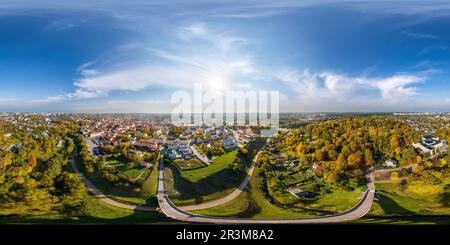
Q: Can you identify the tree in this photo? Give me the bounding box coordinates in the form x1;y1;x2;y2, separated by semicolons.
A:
364;149;374;166
314;148;326;161
347;152;362;168
390;172;399;181
29;151;38;169
439;184;450;207
335;153;347;173
0;153;13;168
56;172;87;210
390;136;400;154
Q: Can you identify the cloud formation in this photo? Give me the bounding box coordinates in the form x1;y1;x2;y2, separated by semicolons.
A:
277;69;426;111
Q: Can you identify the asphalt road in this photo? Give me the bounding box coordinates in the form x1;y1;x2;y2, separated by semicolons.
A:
189;144;212;165
157;156;376;224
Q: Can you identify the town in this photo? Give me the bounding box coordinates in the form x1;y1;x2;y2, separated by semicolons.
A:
1;112;449;224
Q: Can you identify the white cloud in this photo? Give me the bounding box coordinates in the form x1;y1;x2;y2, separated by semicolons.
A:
177;22;208;39
176;22;248;51
70;22;257;95
419;45;448;55
31;95;66;104
44;19;77;31
402;30;438;39
277;68;426;111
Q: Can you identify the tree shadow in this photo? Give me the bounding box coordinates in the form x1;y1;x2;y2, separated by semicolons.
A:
0;211;173;224
377;192;414;215
168;164;245;204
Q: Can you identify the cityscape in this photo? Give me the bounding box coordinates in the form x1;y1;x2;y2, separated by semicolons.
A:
1;0;450;233
1;112;449;224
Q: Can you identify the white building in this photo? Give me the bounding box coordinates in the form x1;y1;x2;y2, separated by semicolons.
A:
413;135;447;155
222;137;237;150
384;159;397;168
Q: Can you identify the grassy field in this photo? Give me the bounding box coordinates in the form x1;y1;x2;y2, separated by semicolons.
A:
142;160;159;196
165;149;250;206
173;158;205;171
301;186;367;213
193;167;367;218
193;167;314;218
106;155;151;182
352;216;450;225
0;195;170;224
75;156;151;206
192;191;253;217
369;182;450;216
179;150;238;182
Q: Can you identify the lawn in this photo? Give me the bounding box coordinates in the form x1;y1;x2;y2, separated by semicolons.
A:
106;155;151;182
0;195;170;224
165;149;248;206
192;167;315;219
164;164;238;206
173;158;205;171
179;150;238;182
74;155;152;206
368;182;450;216
142;160;159;196
192;167;367;219
352;216;450;225
301;186;367;213
166;140;267;206
192;191;253;217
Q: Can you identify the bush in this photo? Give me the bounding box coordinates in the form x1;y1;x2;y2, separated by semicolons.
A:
390;172;399;181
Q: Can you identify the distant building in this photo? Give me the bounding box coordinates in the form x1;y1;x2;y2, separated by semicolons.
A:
384;159;397;168
90;131;104;138
413;135;447;155
168;149;182;160
312;162;319;170
222;137;237;151
288;161;302;169
288;188;312;198
141;162;153;168
134;139;158;151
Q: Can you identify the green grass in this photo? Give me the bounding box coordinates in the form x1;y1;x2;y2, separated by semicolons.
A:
164;165;237;205
0;196;170;224
245;168;315;219
74;156;150;206
302;186;367;213
192;191;253;217
173;158;205;171
142;161;159;196
352;216;450;225
369;183;450;216
193;167;315;218
192;168;368;219
179;150;238;182
106;155;151;182
164;149;252;206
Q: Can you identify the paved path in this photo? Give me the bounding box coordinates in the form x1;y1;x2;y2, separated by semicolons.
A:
70;157;156;212
180;151;261;211
157;155;375;224
374;163;418;173
189;144;212;165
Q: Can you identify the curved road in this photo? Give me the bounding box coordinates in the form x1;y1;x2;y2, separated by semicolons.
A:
70;157;156;212
157;155;375;224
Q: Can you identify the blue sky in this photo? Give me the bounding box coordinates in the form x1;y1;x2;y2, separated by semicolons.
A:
0;0;450;112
